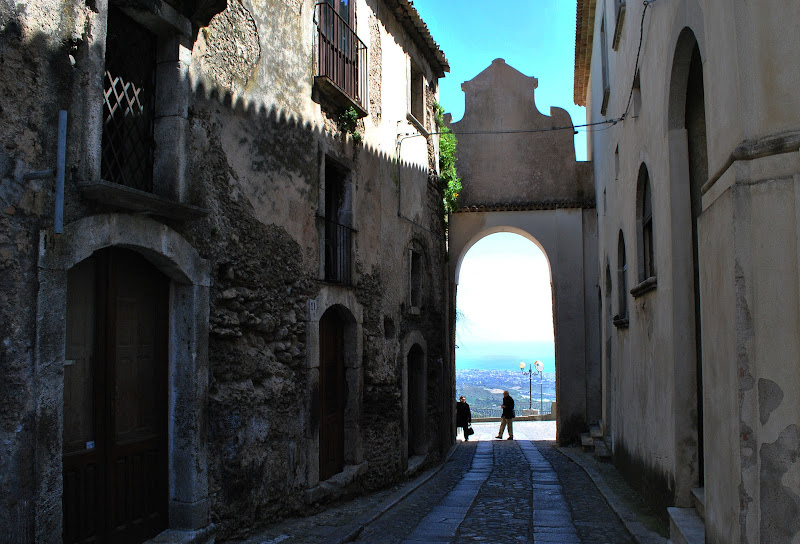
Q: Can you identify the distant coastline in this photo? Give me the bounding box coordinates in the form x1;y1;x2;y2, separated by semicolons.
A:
456;339;555;373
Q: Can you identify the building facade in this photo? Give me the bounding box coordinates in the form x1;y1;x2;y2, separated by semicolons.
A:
0;0;452;541
575;0;800;542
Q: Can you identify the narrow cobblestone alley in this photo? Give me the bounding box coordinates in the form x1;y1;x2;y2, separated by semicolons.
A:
236;422;666;544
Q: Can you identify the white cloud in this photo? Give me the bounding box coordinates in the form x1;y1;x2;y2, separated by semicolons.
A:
456;233;555;343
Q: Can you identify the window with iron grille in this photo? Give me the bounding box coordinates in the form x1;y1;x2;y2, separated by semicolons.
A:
101;6;157;193
324;158;354;285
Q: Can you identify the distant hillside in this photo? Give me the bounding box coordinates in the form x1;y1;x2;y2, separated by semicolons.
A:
456;369;555;412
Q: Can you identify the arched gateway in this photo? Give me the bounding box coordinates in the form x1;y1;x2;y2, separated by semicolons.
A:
447;60;600;444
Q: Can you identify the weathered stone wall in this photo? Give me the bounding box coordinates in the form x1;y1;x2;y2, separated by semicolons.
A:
0;0;450;540
0;1;89;534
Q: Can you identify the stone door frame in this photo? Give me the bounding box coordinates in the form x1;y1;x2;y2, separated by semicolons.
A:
34;213;211;543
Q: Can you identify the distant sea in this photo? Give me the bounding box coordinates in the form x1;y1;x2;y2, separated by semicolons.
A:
456;340;555;373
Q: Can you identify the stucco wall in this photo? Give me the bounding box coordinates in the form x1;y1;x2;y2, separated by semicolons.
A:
450;59;593;208
582;0;800;541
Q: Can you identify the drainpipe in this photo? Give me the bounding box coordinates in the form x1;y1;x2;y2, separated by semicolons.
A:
54;110;67;234
22;110;67;234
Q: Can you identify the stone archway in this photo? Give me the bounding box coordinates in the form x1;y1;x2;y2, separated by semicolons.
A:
445;59;600;444
34;214;212;542
449;213;599;444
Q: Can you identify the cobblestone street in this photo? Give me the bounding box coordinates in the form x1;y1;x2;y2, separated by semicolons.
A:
235;422;667;544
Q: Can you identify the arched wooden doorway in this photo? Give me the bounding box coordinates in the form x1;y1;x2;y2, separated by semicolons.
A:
319;307;347;481
63;247;168;543
407;344;426;457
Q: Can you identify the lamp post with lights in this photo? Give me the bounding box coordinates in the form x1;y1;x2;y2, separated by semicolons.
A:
519;360;545;412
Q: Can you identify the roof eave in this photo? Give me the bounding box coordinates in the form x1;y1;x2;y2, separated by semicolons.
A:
574;0;597;106
382;0;450;79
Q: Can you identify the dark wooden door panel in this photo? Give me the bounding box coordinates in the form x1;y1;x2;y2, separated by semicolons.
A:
63;248;168;544
319;312;345;481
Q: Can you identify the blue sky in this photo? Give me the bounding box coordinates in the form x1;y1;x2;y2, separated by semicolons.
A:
412;0;587;161
410;2;581;373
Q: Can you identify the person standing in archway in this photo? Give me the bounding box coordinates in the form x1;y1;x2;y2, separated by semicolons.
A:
456;396;472;441
495;391;515;440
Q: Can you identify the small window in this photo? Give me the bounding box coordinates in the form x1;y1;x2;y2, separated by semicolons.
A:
600;12;611;116
410;249;423;310
614;145;620;180
612;0;626;50
631;71;642;118
409;61;425;127
614;231;628;325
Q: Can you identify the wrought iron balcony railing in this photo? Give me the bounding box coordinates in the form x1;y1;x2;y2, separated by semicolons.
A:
325;218;354;285
314;2;368;114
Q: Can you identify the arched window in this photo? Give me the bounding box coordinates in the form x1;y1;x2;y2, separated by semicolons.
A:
637;164;655;281
614;231;629;326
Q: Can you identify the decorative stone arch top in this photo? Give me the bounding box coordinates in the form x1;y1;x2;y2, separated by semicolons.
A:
308;285;364;325
401;329;428;357
453;225;553;285
39;213;210;286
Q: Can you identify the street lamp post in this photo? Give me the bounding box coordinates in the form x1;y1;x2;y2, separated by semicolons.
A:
519;361;545;413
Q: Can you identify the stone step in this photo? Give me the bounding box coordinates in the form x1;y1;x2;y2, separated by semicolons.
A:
593;438;611;461
668;507;705;544
691;487;705;521
590;424;603;438
581;433;594;450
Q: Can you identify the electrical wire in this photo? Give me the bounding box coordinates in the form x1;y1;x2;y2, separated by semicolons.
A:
621;0;659;120
397;0;661;145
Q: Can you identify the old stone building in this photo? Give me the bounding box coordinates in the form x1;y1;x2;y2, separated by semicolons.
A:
0;0;452;541
575;0;800;543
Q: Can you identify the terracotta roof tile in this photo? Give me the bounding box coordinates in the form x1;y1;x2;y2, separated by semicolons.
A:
574;0;596;106
453;198;597;213
382;0;450;78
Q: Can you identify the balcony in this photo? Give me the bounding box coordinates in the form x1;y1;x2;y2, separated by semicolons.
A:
314;2;368;117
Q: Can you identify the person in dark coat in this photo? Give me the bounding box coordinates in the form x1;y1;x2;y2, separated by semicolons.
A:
456;396;472;441
495;390;515;440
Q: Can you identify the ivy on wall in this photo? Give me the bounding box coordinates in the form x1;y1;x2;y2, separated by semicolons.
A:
434;102;461;216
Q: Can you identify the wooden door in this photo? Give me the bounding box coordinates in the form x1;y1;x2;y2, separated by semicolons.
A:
319;310;345;481
407;345;425;457
63;248;168;544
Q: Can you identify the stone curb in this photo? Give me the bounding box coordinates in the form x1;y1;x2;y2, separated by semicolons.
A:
331;443;461;544
556;446;668;544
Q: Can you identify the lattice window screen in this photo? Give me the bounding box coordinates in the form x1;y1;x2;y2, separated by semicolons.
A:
101;7;157;192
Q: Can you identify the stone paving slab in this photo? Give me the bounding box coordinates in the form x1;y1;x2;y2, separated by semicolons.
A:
226;422;667;544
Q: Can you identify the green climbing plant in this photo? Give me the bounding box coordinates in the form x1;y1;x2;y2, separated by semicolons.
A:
337;106;362;144
434;102;461;216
